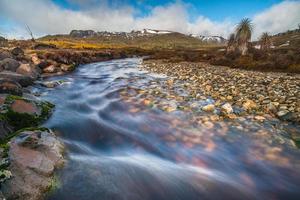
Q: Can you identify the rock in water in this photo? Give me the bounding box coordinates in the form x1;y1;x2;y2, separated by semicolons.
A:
1;129;64;200
43;65;58;73
221;103;233;115
0;71;34;87
202;104;215;112
60;64;75;72
242;99;257;111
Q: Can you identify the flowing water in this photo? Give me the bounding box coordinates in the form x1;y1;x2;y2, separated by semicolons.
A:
29;58;300;200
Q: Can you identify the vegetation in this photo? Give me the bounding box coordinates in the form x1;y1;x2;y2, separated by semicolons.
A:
39;32;223;50
235;18;253;55
260;32;271;50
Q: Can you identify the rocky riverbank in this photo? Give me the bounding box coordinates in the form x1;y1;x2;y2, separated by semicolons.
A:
143;60;300;123
0;46;72;200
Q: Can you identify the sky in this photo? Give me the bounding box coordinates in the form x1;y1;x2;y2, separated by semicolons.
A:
0;0;299;39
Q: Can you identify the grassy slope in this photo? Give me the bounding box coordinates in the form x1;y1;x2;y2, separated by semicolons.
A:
39;32;224;50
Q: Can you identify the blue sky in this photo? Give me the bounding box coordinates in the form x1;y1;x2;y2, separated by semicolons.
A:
0;0;299;39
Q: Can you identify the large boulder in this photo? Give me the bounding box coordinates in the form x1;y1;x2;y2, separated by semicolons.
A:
0;78;22;95
16;63;41;79
1;129;64;200
0;95;55;130
0;58;20;72
0;50;12;60
0;71;34;87
11;47;24;57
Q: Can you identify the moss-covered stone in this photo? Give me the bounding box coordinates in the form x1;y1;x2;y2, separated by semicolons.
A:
1;95;55;130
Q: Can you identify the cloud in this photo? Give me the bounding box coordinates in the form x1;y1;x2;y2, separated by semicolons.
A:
0;0;299;39
253;0;300;39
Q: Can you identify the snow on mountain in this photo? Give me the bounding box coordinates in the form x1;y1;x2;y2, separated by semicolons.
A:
190;34;226;43
141;29;173;34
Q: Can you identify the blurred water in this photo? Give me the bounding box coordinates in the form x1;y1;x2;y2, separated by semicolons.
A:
30;58;300;200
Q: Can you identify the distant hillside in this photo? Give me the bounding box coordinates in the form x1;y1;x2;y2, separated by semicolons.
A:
39;29;225;50
253;28;300;50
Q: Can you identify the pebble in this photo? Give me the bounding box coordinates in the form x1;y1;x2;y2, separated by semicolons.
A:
202;104;215;112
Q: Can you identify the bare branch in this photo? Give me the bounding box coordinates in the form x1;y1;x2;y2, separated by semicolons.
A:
25;24;35;42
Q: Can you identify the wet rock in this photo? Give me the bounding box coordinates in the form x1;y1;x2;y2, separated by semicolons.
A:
1;129;64;200
11;99;41;115
221;103;233;115
202;104;215;112
0;58;20;72
1;95;54;130
43;65;58;73
254;115;266;121
11;47;24;57
16;63;40;79
60;64;75;72
277;110;289;118
40;80;65;88
277;111;296;122
0;71;34;87
0;78;22;95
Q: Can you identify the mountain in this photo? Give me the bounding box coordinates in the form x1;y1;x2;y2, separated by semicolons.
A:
189;34;226;44
69;29;174;38
69;29;226;44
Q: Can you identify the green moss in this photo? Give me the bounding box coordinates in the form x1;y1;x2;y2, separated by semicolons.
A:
0;143;9;157
2;95;55;130
293;138;300;148
47;175;61;195
0;127;50;145
5;109;38;130
39;101;55;121
4;95;26;105
68;64;76;71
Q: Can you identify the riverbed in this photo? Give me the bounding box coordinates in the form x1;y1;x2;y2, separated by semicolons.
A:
29;58;300;200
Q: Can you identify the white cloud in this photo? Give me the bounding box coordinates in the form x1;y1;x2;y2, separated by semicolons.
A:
0;0;299;39
253;0;300;39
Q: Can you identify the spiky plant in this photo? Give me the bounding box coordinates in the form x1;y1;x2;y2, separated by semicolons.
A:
260;32;271;51
235;18;253;55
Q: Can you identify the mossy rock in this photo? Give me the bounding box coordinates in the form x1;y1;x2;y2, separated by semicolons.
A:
1;95;55;130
